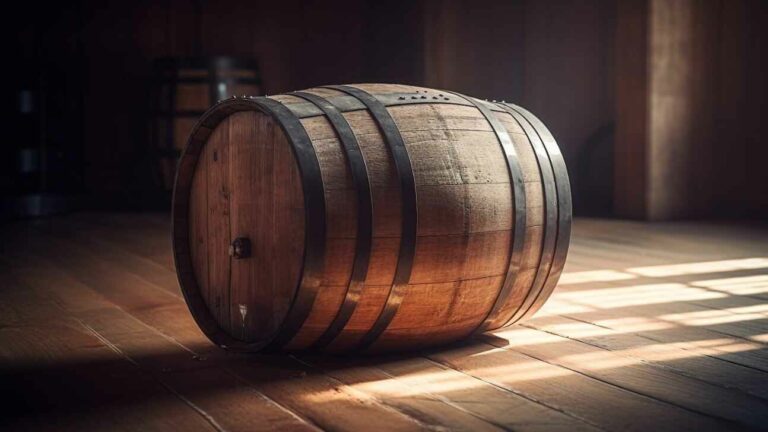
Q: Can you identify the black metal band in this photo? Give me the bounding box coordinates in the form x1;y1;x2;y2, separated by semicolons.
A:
174;96;326;352
445;93;528;335
282;92;459;118
281;91;549;120
253;97;328;351
324;85;418;350
504;103;571;323
494;103;558;327
291;91;374;350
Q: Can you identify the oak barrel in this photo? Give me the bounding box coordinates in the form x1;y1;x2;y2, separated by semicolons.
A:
172;83;571;353
151;57;262;190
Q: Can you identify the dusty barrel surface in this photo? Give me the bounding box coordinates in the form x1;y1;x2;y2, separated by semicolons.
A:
172;83;571;353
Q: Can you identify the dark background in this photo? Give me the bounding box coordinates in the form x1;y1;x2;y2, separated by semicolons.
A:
6;0;768;219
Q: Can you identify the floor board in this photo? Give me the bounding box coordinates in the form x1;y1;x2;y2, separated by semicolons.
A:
1;213;767;431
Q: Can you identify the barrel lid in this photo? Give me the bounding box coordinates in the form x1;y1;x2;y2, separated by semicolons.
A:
181;108;305;347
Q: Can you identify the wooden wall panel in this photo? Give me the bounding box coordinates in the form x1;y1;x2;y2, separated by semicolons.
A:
18;0;768;217
520;0;616;211
614;0;649;219
647;0;720;219
615;0;768;220
725;0;768;217
423;0;525;100
41;0;370;203
423;0;615;216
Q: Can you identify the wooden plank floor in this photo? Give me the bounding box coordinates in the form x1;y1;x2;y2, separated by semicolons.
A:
2;213;768;431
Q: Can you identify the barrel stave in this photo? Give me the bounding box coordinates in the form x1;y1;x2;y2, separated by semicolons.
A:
173;83;569;353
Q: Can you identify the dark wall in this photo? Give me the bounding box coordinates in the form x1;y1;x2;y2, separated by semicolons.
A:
10;0;420;208
69;0;375;205
8;0;768;217
8;3;87;197
614;0;768;219
423;0;616;215
718;0;768;218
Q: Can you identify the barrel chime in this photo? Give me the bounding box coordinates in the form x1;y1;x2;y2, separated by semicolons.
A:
172;84;571;353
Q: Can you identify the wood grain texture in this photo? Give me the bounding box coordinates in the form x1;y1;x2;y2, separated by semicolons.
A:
177;84;567;352
188;111;304;345
614;0;743;220
2;214;767;431
206;117;231;333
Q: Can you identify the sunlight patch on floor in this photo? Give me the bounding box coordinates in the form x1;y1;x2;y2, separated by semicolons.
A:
533;298;597;317
554;283;725;309
528;317;674;338
391;338;768;390
556;338;760;366
460;358;573;384
352;367;485;396
490;327;564;347
691;275;768;296
626;258;768;278
558;270;636;285
528;318;763;362
658;308;768;327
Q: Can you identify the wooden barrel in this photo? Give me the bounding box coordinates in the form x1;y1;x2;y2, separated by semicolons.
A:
172;83;571;353
151;57;262;190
